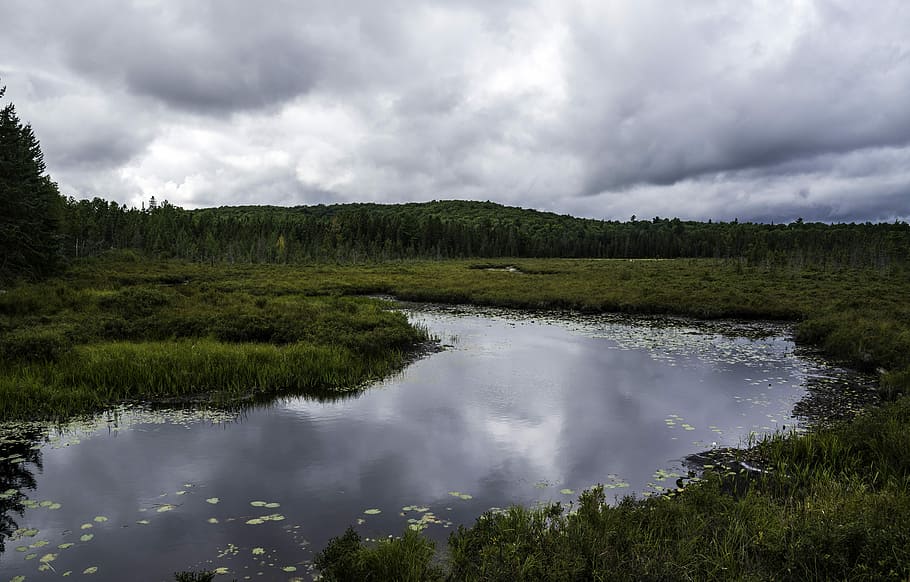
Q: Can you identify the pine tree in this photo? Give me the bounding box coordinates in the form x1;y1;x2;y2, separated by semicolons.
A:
0;80;63;279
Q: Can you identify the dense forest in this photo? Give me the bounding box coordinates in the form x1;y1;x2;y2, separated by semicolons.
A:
59;197;910;268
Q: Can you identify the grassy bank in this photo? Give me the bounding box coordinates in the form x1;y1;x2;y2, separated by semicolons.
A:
0;256;427;420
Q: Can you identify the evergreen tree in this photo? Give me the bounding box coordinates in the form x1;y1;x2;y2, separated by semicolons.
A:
0;80;63;279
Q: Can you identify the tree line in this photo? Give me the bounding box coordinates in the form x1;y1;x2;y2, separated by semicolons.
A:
59;197;910;268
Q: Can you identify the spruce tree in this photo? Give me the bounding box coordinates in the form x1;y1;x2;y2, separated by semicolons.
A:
0;80;63;279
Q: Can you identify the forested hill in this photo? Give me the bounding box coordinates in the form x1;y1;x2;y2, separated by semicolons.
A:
60;197;909;267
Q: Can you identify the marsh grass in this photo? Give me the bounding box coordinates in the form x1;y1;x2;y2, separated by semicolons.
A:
315;526;444;582
0;260;427;420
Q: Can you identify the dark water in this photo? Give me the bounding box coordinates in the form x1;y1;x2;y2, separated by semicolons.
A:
0;304;872;580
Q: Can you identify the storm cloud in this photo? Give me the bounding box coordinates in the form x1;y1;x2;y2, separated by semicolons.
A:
1;0;908;221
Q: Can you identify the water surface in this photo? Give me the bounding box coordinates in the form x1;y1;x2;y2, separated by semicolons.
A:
0;304;872;580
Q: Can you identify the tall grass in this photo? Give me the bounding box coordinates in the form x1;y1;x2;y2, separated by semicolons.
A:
0;261;427;420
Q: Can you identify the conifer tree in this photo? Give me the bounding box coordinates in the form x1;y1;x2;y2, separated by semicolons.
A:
0;80;63;279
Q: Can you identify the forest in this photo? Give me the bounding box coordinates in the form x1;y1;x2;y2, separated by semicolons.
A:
57;196;910;270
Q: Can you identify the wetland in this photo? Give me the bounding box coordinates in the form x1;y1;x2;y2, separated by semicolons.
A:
0;257;908;580
0;301;878;580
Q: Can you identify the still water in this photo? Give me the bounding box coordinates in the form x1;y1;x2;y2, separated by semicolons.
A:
0;303;870;580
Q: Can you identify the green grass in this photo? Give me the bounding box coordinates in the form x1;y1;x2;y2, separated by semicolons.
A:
0;258;428;420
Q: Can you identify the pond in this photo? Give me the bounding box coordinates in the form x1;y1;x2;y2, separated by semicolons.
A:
0;303;875;580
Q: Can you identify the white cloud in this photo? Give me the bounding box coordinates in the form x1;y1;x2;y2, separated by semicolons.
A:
1;0;908;221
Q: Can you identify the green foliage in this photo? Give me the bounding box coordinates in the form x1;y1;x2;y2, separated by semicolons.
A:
0;326;72;363
0;79;63;281
0;261;426;420
314;526;443;582
441;469;910;581
57;196;910;269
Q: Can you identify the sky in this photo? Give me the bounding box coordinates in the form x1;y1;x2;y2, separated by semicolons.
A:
1;0;909;223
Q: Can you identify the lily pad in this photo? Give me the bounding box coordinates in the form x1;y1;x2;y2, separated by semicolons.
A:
252;547;265;555
207;518;219;524
136;519;151;525
213;567;230;575
250;501;267;507
448;491;473;500
83;566;98;574
39;553;57;563
246;518;265;525
206;497;220;504
80;534;94;542
560;488;575;495
156;504;176;512
80;523;93;530
363;509;381;515
264;502;280;509
282;566;297;572
93;516;108;523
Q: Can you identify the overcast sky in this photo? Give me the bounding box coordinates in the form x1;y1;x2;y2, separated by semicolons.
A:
1;1;909;222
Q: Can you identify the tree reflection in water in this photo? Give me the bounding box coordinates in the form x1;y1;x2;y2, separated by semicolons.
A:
0;424;44;553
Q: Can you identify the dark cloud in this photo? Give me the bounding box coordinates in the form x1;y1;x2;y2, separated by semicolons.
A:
57;2;324;114
1;0;908;221
564;2;910;195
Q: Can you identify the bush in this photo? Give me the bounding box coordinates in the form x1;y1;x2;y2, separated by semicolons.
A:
314;526;443;582
0;327;71;362
98;286;174;316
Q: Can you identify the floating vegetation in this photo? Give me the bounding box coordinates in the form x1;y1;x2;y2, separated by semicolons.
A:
559;488;575;495
157;503;177;512
80;534;94;542
363;508;382;515
448;491;473;500
206;497;220;504
245;514;285;525
83;566;98;574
